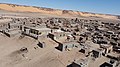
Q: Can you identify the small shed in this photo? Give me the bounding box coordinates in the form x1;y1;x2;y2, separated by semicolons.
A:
37;42;46;48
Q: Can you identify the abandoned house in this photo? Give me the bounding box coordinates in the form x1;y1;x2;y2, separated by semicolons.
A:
0;21;22;37
70;58;89;67
57;42;80;51
100;44;113;55
0;21;10;31
91;48;103;58
79;36;87;43
79;44;92;56
113;46;120;53
22;26;51;39
66;35;75;42
48;31;70;40
100;59;118;67
93;38;108;44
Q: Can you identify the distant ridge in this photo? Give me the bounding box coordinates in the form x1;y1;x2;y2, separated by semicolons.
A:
0;3;119;20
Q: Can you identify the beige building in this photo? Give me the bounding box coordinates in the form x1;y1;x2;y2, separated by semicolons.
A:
22;26;51;39
100;44;113;54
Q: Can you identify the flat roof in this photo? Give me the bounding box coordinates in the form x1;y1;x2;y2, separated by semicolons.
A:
74;58;88;65
0;19;12;23
25;26;51;31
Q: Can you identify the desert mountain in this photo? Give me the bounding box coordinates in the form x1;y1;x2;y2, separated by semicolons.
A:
0;3;119;20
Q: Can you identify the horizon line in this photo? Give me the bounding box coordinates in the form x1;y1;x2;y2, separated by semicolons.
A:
0;2;120;16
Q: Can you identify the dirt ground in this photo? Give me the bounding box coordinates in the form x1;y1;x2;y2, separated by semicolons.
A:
0;33;86;67
0;32;112;67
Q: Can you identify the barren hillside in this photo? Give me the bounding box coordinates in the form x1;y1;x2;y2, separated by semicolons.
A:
0;3;119;20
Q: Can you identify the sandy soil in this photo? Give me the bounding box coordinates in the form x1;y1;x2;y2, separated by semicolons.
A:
0;33;86;67
0;32;112;67
0;3;119;20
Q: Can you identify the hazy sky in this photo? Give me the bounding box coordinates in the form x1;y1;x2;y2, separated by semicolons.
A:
0;0;120;15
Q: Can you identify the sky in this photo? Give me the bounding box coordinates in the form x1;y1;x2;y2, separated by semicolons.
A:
0;0;120;15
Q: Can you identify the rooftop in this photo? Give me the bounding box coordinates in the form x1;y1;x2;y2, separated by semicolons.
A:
25;26;51;31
